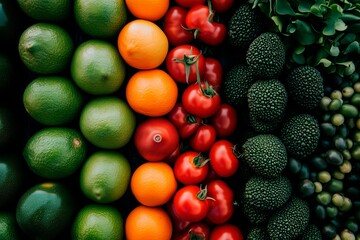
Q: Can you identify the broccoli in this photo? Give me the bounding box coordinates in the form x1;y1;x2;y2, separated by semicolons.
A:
243;197;273;226
249;111;282;133
280;113;320;159
246;32;286;79
246;226;270;240
244;175;292;211
285;65;324;111
267;196;310;240
242;134;288;178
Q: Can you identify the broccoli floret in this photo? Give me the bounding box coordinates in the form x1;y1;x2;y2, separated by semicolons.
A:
280;113;320;159
246;32;286;79
247;79;288;122
242;134;288;178
244;175;292;211
243;197;273;225
223;64;256;106
246;227;270;240
285;65;324;111
267;197;310;240
298;224;323;240
249;111;282;133
228;3;264;49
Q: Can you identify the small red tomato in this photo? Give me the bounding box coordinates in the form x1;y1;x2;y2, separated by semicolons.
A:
166;200;191;232
198;21;227;46
209;140;239;177
172;222;211;240
134;118;179;161
175;0;206;8
164;143;182;165
211;103;238;137
189;124;217;153
173;185;210;223
209;224;244;240
174;151;209;185
204;57;223;92
211;0;234;13
185;4;211;30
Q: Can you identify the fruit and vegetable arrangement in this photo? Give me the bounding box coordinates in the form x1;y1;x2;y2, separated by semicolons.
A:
0;0;360;239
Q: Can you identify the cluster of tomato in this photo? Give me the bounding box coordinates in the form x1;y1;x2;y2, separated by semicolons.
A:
131;0;244;238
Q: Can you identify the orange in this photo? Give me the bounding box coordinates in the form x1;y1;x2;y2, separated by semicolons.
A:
117;19;168;70
125;0;169;21
125;205;172;240
130;162;177;207
126;69;178;117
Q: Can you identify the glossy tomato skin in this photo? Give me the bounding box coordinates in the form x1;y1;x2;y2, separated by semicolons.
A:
172;222;210;240
182;83;221;118
206;179;234;224
163;6;194;46
174;151;209;185
166;200;191;232
175;0;206;8
209;224;244;240
210;103;238;137
164;143;182;165
209;140;239;177
166;45;205;84
168;102;201;139
204;57;223;92
173;185;210;222
134;118;179;161
211;0;234;13
185;4;210;30
198;21;227;46
189;125;217;153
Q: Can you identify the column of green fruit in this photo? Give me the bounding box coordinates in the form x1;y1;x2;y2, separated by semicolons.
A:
10;0;134;239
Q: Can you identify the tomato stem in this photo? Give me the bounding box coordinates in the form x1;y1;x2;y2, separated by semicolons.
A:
197;185;208;200
206;0;214;22
193;154;210;168
189;231;206;240
172;47;201;84
185;114;199;124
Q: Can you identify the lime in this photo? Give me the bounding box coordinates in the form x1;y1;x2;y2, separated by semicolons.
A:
0;211;24;240
23;76;84;126
80;151;131;203
18;22;74;74
16;182;75;240
72;204;124;240
70;39;126;95
23;127;87;179
79;96;136;149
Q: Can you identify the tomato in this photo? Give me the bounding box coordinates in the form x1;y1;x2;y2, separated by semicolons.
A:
204;57;223;92
172;222;210;240
185;4;211;30
166;200;191;232
210;104;238;137
211;0;234;13
206;179;234;224
168;103;202;139
182;82;221;118
173;185;210;222
175;0;206;8
209;140;239;177
163;6;194;46
209;224;244;240
134;118;179;161
166;45;205;84
189;124;216;153
198;21;227;46
164;143;182;165
174;151;209;185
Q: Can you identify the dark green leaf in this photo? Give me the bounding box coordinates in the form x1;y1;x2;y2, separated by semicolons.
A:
314;48;329;64
330;45;340;56
275;0;296;15
318;58;333;67
298;0;315;12
340;13;360;22
293;19;316;45
344;41;360;54
292;51;306;64
336;61;356;76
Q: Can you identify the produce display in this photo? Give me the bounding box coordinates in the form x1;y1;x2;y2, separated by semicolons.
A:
0;0;359;239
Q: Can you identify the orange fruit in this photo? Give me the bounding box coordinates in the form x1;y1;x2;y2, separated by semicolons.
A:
125;0;169;21
125;205;172;240
117;19;168;70
126;69;178;117
130;162;177;207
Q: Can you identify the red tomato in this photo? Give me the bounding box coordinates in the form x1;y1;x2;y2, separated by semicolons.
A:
189;124;216;153
164;143;182;165
206;179;234;224
211;0;234;13
168;102;202;139
166;200;191;232
166;45;205;84
182;82;221;118
174;151;209;185
172;222;210;240
175;0;206;8
204;57;223;92
209;140;239;177
210;103;238;137
173;185;210;222
185;4;211;30
134;118;179;161
209;224;244;240
163;6;194;46
198;21;227;46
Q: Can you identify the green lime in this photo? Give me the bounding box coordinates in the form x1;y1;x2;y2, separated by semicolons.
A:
23;76;84;126
0;211;24;240
71;204;124;240
80;151;131;203
16;182;75;240
70;39;126;95
74;0;127;38
16;0;71;22
18;22;74;74
79;96;136;149
23;127;87;179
